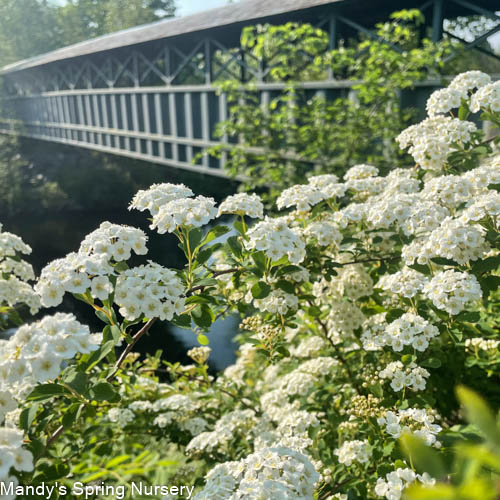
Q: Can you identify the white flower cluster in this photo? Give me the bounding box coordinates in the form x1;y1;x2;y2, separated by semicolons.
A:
0;428;33;485
187;346;212;364
334;439;371;466
308;174;346;198
326;300;365;342
401;201;449;236
0;313;100;395
461;190;500;223
375;467;435;500
129;183;194;215
107;408;135;428
377;408;442;447
218;193;264;218
79;221;148;261
303;220;343;247
449;71;491;93
193;446;319;500
423;270;482;315
329;265;374;300
375;313;439;353
251;288;298;314
186;409;258;456
465;337;500;352
366;194;415;229
245;218;306;264
361;313;388;351
290;335;328;358
150;195;218;234
36;222;148;307
114;262;185;321
426;87;463;116
344;165;384;196
470;81;500;113
277;184;327;212
397;116;476;171
379;361;430;392
0;391;17;424
377;268;429;298
0;224;40;314
403;218;488;266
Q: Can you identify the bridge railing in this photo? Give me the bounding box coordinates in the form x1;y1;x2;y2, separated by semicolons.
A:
0;79;444;177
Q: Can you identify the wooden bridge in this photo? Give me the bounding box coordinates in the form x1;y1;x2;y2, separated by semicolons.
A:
0;0;498;177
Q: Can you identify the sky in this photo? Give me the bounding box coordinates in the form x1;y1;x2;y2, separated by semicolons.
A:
176;0;229;16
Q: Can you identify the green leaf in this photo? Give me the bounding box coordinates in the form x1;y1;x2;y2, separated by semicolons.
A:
106;455;131;469
430;257;459;267
400;434;446;479
385;308;405;322
187;227;203;252
481;275;500;296
252;251;267;271
19;404;39;431
197;334;210;345
200;225;230;246
171;313;192;329
472;255;500;275
62;403;83;428
110;325;122;343
89;382;121;403
64;371;88;395
455;311;480;323
251;281;271;299
196;243;222;265
192;304;215;329
420;358;442;369
27;383;70;402
226;236;243;259
83;340;116;370
456;386;500;449
275;280;295;294
404;483;456;500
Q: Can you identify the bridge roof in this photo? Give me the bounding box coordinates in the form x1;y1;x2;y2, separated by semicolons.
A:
1;0;498;75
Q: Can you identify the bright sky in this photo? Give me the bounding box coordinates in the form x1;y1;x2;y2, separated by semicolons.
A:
177;0;230;16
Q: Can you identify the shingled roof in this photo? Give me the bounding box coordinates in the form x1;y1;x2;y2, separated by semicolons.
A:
1;0;498;75
1;0;342;74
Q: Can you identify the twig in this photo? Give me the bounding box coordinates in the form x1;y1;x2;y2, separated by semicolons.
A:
306;298;362;395
107;318;157;382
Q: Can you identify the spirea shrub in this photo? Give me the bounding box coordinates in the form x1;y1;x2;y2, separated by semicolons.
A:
1;70;500;499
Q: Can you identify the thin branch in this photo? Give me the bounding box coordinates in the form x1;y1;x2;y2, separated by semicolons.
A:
306;298;362;395
107;318;157;382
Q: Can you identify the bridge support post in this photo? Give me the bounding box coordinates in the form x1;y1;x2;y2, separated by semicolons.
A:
431;0;444;42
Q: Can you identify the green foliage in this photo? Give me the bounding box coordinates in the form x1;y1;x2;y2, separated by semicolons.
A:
209;11;450;202
0;0;175;67
405;388;500;500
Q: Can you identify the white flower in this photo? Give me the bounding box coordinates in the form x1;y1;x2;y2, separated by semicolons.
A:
277;184;327;211
334;440;371;466
423;270;482;315
218;193;263;218
151;196;218;233
245;217;306;264
129;183;194;215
